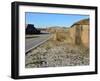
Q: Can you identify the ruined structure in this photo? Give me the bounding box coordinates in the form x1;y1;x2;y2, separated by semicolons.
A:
69;19;89;47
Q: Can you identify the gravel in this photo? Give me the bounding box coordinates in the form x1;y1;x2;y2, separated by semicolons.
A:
25;40;89;68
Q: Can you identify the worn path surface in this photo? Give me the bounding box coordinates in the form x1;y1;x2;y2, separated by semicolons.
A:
25;34;51;53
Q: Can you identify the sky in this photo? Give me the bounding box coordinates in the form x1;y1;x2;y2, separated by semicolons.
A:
25;12;89;28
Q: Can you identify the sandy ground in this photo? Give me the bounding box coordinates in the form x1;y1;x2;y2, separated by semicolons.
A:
25;39;89;68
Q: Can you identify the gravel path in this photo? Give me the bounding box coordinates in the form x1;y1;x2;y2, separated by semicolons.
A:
25;40;89;68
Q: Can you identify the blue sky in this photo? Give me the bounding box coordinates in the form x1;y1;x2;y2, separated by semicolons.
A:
25;12;89;28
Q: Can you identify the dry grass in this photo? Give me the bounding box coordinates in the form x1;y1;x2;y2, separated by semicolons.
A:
25;39;89;68
25;28;89;68
52;29;73;44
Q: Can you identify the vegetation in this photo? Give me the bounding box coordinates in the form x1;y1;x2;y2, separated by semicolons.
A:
25;18;89;68
25;29;89;68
